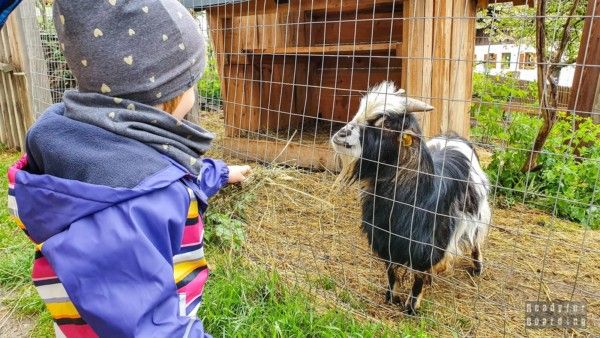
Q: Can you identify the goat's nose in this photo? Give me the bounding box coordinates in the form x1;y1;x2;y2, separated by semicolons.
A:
336;127;351;138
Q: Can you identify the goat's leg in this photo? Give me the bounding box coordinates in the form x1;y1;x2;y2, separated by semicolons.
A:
385;262;401;304
404;274;425;315
469;242;484;276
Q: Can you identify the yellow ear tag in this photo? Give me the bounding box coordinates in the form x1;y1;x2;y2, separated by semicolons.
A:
401;134;413;147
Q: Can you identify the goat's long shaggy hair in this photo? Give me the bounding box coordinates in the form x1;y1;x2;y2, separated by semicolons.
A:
331;82;490;313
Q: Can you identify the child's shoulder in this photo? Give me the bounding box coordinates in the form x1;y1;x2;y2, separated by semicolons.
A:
27;103;175;189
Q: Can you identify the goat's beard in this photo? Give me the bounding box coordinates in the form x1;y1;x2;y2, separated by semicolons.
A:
334;152;358;186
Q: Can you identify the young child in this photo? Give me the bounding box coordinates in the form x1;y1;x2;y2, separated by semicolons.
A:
7;0;250;336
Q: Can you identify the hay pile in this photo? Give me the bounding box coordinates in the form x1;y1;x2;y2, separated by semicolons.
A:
199;111;600;337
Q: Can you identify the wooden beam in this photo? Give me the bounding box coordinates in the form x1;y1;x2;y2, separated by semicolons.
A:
568;0;600;121
208;0;400;19
0;62;15;73
243;42;402;56
223;137;338;171
479;0;534;9
402;0;434;134
593;75;600;124
448;0;476;137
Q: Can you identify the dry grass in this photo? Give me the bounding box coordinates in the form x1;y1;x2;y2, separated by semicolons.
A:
199;110;600;337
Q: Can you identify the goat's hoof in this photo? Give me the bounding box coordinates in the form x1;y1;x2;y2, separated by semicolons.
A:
385;290;402;305
403;305;418;316
468;264;483;276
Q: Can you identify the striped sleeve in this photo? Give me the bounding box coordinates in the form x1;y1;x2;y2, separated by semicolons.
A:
172;188;209;318
7;155;31;239
32;247;98;337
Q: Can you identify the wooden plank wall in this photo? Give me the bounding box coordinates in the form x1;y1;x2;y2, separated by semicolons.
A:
448;0;476;136
209;0;478;140
211;0;407;134
0;11;34;151
305;2;404;124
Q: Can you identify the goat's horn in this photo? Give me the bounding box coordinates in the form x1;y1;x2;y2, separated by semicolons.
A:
404;98;434;112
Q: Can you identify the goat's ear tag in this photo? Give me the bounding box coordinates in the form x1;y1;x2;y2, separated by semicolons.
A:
401;134;413;147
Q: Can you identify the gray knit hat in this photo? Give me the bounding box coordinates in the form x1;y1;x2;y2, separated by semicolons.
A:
53;0;205;105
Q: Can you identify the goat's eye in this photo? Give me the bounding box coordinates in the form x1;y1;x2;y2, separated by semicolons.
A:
382;119;391;129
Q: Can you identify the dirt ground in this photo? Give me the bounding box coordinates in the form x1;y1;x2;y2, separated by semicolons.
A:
201;111;600;337
0;290;35;338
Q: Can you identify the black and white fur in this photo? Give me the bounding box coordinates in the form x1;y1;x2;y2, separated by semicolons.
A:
331;82;490;315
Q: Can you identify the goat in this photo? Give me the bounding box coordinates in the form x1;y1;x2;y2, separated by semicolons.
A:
331;82;490;315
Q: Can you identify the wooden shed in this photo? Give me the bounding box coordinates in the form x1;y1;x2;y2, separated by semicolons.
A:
195;0;524;170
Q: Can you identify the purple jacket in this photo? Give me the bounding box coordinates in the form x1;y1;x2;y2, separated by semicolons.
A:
8;104;228;337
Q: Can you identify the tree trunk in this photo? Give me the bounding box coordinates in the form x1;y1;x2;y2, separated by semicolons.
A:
521;0;549;172
521;0;581;173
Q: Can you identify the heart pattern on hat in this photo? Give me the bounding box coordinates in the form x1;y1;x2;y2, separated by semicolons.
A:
55;0;205;105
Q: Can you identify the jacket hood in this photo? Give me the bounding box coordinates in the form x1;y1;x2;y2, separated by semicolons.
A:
8;104;192;243
9;156;188;244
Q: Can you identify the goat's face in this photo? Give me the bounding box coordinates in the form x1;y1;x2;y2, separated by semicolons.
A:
331;82;433;176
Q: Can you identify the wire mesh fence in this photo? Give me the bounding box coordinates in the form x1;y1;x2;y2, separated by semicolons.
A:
8;0;600;336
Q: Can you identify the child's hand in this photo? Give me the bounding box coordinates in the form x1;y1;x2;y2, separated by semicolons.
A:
228;165;251;184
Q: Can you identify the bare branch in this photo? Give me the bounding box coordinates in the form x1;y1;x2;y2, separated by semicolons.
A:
550;0;582;67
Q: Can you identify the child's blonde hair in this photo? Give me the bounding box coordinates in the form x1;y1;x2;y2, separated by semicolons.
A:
161;94;184;114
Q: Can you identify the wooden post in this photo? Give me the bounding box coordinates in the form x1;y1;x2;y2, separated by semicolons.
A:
402;0;434;134
404;0;477;139
447;0;476;137
568;0;600;123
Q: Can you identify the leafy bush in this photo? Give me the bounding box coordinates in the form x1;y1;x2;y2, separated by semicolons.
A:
204;212;245;250
197;43;222;103
471;73;537;143
471;74;599;229
203;185;254;249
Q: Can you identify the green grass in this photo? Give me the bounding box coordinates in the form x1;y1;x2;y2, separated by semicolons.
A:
0;148;53;336
200;250;427;337
0;147;427;337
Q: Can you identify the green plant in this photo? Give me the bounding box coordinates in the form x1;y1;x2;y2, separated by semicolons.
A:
471;73;537;143
197;41;222;103
203;185;254;250
204;212;245;250
471;74;600;228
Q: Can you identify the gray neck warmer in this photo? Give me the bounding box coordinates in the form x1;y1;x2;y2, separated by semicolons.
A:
63;90;213;175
